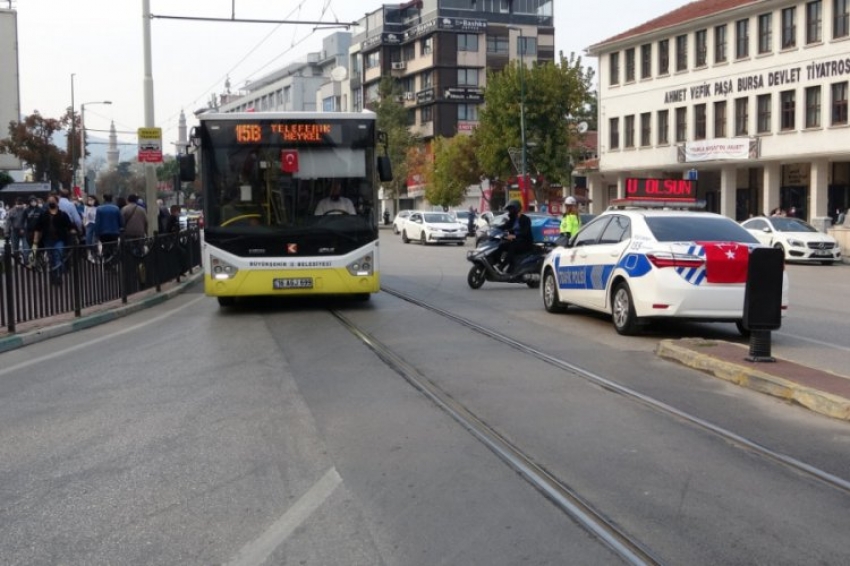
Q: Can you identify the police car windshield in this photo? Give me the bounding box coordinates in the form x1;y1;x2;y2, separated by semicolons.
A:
646;216;759;243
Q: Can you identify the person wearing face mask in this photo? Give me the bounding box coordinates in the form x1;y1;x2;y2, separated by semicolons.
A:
23;195;43;263
32;194;77;285
314;180;356;215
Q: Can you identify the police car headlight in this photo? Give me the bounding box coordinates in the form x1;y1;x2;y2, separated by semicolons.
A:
210;254;238;280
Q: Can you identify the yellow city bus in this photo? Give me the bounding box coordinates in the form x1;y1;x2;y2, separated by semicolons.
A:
185;111;391;306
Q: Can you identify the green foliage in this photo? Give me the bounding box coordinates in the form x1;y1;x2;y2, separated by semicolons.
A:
0;170;13;190
425;135;481;208
474;52;595;204
96;161;145;198
374;76;416;199
0;111;73;188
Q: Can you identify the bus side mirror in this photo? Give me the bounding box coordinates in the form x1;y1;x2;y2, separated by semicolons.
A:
178;154;196;182
377;155;393;183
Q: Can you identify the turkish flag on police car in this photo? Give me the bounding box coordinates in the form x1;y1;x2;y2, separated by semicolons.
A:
697;241;750;284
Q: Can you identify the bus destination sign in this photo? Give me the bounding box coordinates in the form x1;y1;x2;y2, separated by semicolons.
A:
235;122;337;144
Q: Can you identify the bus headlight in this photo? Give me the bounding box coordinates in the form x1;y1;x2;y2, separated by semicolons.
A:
347;253;374;276
211;255;239;280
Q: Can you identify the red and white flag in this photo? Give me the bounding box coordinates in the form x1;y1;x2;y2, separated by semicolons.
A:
281;150;299;173
697;242;749;284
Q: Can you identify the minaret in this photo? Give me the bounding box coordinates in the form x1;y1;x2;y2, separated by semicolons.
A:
178;110;187;154
107;121;120;170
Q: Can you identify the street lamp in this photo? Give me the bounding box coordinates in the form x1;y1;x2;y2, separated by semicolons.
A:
509;26;528;211
80;100;112;194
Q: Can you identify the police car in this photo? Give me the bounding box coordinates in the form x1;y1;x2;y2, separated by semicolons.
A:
540;198;789;336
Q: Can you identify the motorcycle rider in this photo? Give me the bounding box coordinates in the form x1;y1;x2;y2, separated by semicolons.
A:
495;199;533;273
559;195;581;239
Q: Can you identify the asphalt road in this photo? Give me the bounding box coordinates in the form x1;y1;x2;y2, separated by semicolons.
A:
1;231;848;565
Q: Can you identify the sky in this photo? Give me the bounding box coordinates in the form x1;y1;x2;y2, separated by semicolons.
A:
12;0;685;159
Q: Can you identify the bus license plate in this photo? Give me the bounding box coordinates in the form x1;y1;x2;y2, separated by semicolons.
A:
273;278;313;290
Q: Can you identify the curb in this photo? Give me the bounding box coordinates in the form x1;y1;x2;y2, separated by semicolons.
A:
656;339;850;422
0;272;202;354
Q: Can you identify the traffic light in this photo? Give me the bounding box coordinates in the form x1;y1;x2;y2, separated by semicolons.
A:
178;154;195;182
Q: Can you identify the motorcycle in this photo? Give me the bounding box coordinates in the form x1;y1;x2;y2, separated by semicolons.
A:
466;228;552;289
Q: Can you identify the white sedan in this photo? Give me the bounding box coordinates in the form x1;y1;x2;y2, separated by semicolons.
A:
541;207;789;336
741;216;842;264
401;211;467;245
392;210;412;235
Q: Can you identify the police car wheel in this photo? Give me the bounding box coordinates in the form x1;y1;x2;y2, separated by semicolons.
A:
612;282;640;335
542;269;566;313
735;320;751;338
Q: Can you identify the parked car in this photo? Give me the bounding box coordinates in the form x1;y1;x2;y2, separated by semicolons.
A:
740;216;842;264
541;205;789;336
392;210;412;235
401;211;467;245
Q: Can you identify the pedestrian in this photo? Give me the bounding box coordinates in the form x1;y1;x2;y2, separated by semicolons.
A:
83;194;99;250
23;195;43;263
94;193;123;262
788;206;797;218
5;197;28;257
32;193;77;285
121;194;148;239
58;187;83;234
156;198;170;233
467;205;476;236
559;196;582;240
838;209;847;226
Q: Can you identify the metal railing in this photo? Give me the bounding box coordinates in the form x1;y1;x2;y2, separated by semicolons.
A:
0;228;201;334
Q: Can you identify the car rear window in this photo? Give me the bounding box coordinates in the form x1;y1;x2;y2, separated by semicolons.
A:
646;216;759;243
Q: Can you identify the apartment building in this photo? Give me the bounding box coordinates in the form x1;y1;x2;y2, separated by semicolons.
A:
587;0;850;224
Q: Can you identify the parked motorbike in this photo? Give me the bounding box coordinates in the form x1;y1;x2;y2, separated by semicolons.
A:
466;228;551;289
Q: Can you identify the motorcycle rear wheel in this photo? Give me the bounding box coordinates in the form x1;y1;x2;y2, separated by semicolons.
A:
467;264;486;289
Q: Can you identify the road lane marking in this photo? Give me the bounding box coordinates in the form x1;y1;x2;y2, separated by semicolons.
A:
776;331;850;353
225;467;343;566
0;296;206;377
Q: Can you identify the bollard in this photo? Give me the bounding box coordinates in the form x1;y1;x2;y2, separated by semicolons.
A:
746;329;775;362
742;248;784;363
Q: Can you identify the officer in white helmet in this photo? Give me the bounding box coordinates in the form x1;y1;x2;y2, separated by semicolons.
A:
559;195;581;239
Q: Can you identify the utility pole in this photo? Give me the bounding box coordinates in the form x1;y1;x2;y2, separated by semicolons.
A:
142;0;158;233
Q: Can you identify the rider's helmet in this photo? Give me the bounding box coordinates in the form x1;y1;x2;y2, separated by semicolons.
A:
505;199;522;212
564;196;577;206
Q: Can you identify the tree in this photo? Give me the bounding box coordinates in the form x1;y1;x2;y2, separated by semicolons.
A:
425;134;481;209
96;161;145;198
373;76;416;208
0;170;13;190
0;111;73;188
474;52;595;207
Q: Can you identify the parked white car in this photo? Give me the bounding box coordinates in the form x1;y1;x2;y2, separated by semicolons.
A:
401;211;467;245
392;210;412;235
740;216;842;265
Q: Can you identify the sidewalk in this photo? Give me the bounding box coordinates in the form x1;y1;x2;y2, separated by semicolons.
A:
0;270;203;353
657;338;850;422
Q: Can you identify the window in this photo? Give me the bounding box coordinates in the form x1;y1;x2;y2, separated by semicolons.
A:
658;110;669;145
757;94;772;133
610;52;620;85
641;44;652;78
406;109;416;127
714;100;727;137
658;39;669;74
458;34;479;52
366;51;380;69
715;24;728;63
735;97;749;135
640;112;651;146
832;82;848;125
694;104;707;139
458;104;479;121
835;0;850;38
421;70;433;89
675;107;687;142
624;115;635;147
781;90;796;130
806;86;822;128
676;34;688;71
458;68;479;86
599;216;631;244
609;117;620;149
807;1;823;43
695;29;707;66
518;36;537;56
758;13;773;54
486;35;509;53
625;48;636;82
736;19;750;58
782;7;797;48
421;105;433;124
421;37;433;55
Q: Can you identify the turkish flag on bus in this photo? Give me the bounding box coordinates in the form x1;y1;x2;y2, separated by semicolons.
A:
697;242;750;284
281;150;299;173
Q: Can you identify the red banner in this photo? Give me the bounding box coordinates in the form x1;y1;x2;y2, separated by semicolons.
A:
281;150;299;173
697;242;750;284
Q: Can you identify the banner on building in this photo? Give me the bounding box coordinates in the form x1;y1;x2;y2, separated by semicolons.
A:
678;137;759;163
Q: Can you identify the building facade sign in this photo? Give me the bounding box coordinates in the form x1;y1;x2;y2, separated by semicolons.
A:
663;55;850;104
416;87;435;105
444;87;484;102
438;17;488;33
404;19;438;42
360;32;403;51
677;138;759;163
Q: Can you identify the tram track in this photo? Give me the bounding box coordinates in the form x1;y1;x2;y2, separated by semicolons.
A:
331;285;850;565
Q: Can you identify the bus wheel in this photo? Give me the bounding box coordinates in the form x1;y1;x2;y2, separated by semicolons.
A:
218;297;235;307
353;293;371;302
